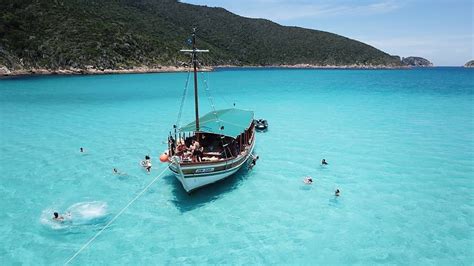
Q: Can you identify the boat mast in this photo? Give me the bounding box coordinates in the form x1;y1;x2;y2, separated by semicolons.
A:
191;29;200;132
180;28;209;135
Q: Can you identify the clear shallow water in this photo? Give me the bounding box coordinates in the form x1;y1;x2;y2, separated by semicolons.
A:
0;68;473;264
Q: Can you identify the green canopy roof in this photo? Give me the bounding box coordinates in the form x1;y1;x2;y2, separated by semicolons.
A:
179;108;254;138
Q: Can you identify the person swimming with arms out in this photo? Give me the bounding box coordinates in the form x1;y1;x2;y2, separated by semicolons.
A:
321;159;328;165
52;211;71;222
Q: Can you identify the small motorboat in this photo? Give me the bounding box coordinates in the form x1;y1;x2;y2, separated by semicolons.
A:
254;119;268;131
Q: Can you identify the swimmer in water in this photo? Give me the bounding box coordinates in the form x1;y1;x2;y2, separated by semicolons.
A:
113;168;127;176
143;155;152;172
248;154;259;170
303;177;313;184
335;188;340;196
321;159;328;165
80;147;84;153
53;212;64;221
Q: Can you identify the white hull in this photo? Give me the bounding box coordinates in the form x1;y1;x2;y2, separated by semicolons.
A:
175;166;242;192
169;137;255;192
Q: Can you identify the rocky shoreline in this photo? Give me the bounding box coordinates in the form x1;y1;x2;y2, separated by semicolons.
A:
216;64;411;70
1;64;414;77
0;66;211;78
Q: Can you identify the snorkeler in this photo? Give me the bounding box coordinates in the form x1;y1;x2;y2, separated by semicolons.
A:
113;168;119;174
303;177;313;184
335;188;340;196
321;159;328;165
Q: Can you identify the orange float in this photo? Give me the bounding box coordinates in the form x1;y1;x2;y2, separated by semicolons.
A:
159;153;169;162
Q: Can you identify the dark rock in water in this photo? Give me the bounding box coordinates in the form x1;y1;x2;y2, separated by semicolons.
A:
401;57;433;67
464;60;474;68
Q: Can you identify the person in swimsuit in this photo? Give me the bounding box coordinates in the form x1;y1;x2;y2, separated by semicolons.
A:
143;155;152;172
335;188;340;196
321;159;328;165
303;177;313;184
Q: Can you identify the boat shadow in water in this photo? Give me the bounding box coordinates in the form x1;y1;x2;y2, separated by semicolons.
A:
163;167;251;213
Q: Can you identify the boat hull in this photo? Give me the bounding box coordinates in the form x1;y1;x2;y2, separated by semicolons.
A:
169;137;255;192
173;166;242;192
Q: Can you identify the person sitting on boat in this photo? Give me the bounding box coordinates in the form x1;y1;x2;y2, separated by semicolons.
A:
176;140;187;156
303;177;313;184
190;140;203;162
321;159;328;165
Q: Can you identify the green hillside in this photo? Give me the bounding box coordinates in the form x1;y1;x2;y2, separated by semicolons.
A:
0;0;402;70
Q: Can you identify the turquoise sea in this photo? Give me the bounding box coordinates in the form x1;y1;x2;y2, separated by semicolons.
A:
0;68;473;264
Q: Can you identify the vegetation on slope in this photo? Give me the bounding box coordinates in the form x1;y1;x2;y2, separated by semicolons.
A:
0;0;402;71
401;57;433;67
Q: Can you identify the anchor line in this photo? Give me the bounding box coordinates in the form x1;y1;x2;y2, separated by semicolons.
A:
64;167;168;265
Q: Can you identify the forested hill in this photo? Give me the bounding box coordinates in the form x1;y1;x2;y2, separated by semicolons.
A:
0;0;402;71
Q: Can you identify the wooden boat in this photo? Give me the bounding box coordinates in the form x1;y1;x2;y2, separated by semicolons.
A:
166;29;256;193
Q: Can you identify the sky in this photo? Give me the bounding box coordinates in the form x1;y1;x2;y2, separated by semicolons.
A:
182;0;473;66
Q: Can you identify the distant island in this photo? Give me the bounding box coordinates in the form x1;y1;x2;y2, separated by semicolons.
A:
1;0;429;76
464;60;474;68
401;57;433;67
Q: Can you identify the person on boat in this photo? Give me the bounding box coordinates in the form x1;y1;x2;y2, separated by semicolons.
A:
321;159;328;165
303;177;313;184
191;140;202;163
169;136;176;156
53;212;64;221
335;188;340;196
176;140;186;155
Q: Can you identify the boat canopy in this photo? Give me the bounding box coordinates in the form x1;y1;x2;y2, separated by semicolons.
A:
179;108;254;138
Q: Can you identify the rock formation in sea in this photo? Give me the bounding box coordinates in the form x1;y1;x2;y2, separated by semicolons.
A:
401;57;433;67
